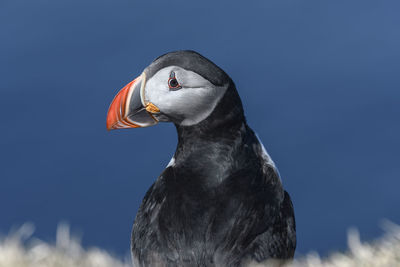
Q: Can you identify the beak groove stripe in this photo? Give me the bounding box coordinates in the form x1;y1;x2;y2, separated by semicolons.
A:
106;74;158;130
106;80;140;130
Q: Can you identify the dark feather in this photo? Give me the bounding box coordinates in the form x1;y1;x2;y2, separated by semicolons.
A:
131;51;296;267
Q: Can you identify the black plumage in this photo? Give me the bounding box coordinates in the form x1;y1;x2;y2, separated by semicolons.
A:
130;51;296;266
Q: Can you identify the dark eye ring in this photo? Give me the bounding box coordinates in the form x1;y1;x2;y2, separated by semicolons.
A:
168;78;180;88
168;71;182;90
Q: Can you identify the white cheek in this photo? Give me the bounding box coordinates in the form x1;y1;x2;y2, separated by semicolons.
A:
144;67;228;126
177;86;223;125
148;85;227;126
145;80;170;109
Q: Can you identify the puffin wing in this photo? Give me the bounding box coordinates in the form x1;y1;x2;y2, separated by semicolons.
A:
243;190;296;263
212;165;296;266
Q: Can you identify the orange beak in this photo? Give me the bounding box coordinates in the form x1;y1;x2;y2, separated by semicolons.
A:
106;74;159;130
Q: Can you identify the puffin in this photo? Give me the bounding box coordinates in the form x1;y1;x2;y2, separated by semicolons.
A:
106;51;296;267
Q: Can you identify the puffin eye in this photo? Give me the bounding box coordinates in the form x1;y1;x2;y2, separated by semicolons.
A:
168;71;182;90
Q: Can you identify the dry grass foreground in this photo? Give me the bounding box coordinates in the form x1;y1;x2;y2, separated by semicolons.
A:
0;221;399;267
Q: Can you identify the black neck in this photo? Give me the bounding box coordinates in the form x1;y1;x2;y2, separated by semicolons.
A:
171;84;260;187
175;83;245;140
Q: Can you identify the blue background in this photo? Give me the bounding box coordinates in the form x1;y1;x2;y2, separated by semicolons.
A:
1;0;399;258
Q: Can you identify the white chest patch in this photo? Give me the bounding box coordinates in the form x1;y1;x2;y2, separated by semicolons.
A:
255;133;282;182
166;156;175;168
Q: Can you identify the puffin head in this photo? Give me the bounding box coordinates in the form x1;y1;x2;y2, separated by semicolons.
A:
106;50;243;130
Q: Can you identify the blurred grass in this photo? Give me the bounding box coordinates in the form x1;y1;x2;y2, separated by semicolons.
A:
287;220;400;267
1;222;399;267
0;223;131;267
